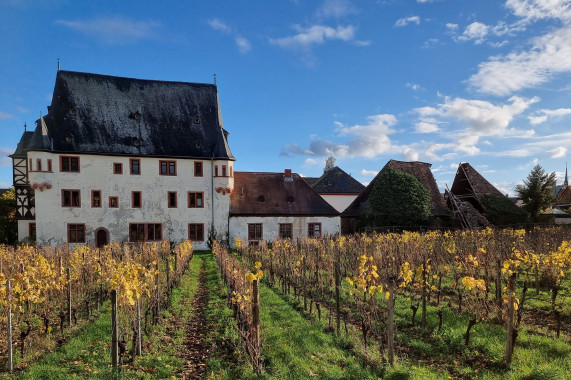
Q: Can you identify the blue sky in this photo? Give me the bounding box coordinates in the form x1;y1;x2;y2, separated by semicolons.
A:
1;0;571;195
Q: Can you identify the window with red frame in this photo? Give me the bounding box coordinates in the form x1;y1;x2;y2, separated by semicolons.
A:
60;156;80;172
62;190;81;207
308;223;322;238
113;163;123;174
47;159;52;172
91;190;102;207
130;158;140;175
194;161;203;177
109;196;118;208
168;191;177;208
188;192;204;208
248;223;262;240
188;223;204;241
160;160;177;176
132;191;142;208
129;223;162;242
279;223;292;239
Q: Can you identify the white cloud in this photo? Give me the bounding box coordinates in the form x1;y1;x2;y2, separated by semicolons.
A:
548;146;567;158
403;148;420;161
505;0;571;23
528;108;571;124
16;107;29;114
446;23;459;31
360;169;379;176
415;121;440;133
458;22;489;44
235;37;251;54
469;26;571;95
406;82;422;91
270;24;356;49
207;18;232;33
316;0;357;19
56;17;161;44
304;158;319;165
395;16;420;27
0;111;14;120
496;149;534;157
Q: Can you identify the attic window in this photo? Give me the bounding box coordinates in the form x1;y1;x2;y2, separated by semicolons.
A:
65;134;73;143
287;196;294;203
257;195;265;202
134;111;141;120
69;107;76;115
193;116;200;124
133;138;141;147
195;140;202;149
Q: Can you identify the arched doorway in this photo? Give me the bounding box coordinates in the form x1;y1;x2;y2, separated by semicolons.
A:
95;228;109;248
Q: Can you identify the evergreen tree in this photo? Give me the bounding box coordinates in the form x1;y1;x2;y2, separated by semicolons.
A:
515;164;557;219
324;156;336;173
0;187;17;244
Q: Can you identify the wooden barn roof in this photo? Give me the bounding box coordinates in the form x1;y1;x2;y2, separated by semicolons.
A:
17;70;234;160
230;171;339;216
450;163;503;199
342;160;449;217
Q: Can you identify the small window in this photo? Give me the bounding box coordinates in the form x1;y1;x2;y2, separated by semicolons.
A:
308;223;322;238
257;195;265;202
188;223;204;241
36;159;42;172
194;161;203;177
134;111;141;120
68;224;85;243
69;107;76;115
230;166;233;177
214;165;219;177
193;116;200;124
130;159;140;175
60;156;80;172
222;165;227;177
248;223;262;241
62;190;81;207
168;191;177;208
65;134;73;143
132;191;142;208
188;192;204;208
28;223;36;241
287;196;294;203
47;159;52;172
91;190;101;208
160;160;177;176
109;196;119;208
113;163;123;174
133;138;141;147
279;223;292;239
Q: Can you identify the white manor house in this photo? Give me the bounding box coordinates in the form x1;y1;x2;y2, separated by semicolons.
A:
11;70;340;249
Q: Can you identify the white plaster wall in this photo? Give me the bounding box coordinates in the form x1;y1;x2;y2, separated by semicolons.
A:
228;215;340;248
17;220;34;240
320;194;359;213
27;151;234;249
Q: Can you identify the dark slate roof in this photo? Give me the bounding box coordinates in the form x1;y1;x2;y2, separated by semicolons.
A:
230;171;339;216
18;70;234;159
11;131;34;157
302;177;320;187
310;166;365;194
342;160;449;217
450;163;503;199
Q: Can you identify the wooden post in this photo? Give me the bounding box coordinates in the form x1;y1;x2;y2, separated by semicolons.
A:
67;267;72;326
387;277;395;367
421;258;427;329
334;261;341;335
505;273;516;367
136;300;142;356
7;280;13;373
252;279;261;366
111;289;119;373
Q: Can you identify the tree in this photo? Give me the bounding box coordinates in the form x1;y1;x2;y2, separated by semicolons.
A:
0;187;18;244
515;164;557;219
324;156;336;173
367;167;433;227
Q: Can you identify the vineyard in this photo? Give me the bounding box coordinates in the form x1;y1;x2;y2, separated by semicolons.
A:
0;227;570;379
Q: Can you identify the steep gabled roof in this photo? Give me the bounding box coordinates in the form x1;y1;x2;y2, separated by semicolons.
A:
310;166;365;194
342;160;449;217
302;177;320;187
556;186;571;207
230;171;339;216
11;131;34;157
21;70;234;159
450;163;503;199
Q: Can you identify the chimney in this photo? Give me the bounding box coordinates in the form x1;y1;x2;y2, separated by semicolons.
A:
284;169;293;182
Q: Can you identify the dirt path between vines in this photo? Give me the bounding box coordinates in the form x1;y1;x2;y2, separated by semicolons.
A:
181;258;210;379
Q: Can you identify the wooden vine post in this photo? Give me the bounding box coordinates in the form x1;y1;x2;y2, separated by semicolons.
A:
252;278;262;373
387;276;396;367
334;261;341;335
136;300;142;356
505;273;517;367
67;267;72;326
7;279;13;373
111;289;119;374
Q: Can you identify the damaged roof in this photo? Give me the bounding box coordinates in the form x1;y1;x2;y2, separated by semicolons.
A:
16;70;234;160
309;166;365;194
450;163;504;199
342;159;449;217
230;171;339;216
